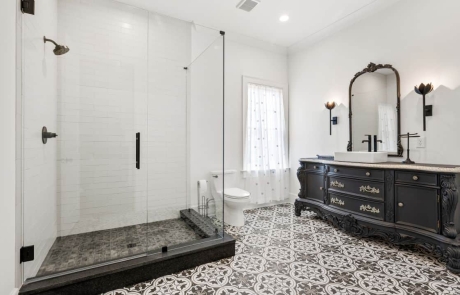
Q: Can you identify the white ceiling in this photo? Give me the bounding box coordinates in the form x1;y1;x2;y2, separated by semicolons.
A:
118;0;398;49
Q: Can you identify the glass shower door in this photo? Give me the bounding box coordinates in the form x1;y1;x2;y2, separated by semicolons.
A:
21;0;226;282
22;0;149;280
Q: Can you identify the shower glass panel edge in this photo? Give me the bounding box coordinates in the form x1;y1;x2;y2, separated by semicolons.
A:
182;31;226;249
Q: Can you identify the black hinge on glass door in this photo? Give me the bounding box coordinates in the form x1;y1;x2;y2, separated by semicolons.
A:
21;0;35;15
20;246;34;263
136;132;140;169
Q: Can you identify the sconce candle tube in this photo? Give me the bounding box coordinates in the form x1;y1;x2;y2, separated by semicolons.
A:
423;94;426;131
329;110;332;135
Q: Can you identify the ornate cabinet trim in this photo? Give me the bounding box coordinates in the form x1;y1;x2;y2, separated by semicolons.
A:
385;170;395;222
297;166;307;198
440;174;459;238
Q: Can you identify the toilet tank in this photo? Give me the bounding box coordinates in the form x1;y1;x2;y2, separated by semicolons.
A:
210;170;237;192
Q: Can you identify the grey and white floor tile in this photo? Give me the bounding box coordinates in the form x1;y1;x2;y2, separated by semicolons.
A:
104;204;460;295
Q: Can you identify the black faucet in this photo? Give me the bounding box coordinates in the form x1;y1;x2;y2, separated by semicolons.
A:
373;135;383;152
362;135;372;152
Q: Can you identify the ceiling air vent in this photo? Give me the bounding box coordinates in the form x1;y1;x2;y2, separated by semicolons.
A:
236;0;261;12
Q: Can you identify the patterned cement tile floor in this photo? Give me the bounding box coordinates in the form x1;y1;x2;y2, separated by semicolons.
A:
38;219;202;276
104;203;460;295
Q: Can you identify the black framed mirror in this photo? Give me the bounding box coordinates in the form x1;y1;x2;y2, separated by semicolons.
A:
347;62;403;157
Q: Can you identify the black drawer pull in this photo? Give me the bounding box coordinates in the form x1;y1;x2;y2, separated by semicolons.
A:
366;172;371;176
398;202;404;207
413;175;419;181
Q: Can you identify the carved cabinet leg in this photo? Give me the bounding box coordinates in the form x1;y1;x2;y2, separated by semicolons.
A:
295;206;302;217
295;199;307;217
447;246;460;273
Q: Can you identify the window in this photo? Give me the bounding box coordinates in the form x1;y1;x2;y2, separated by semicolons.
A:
242;77;289;204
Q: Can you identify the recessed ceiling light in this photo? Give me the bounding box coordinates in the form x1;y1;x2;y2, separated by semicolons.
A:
279;15;289;22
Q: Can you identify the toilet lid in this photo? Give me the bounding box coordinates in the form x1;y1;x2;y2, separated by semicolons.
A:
218;188;250;199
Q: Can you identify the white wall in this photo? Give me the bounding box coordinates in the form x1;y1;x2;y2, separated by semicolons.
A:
225;39;289;186
22;0;58;279
189;29;289;212
0;0;18;293
289;0;460;196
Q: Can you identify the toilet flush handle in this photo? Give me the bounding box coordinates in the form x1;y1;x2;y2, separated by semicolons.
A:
212;175;218;178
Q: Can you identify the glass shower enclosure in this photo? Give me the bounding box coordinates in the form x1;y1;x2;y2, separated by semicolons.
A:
20;0;225;282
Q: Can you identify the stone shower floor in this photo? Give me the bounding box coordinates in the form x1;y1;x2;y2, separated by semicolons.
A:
37;218;202;277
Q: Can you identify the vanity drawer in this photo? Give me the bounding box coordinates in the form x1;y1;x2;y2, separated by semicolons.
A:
328;176;384;201
328;192;384;220
329;165;384;181
304;163;325;172
395;171;438;186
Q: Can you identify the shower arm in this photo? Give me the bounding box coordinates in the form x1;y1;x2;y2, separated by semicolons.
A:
44;37;58;46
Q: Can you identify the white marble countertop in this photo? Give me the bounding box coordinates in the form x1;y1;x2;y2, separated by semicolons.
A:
299;158;460;173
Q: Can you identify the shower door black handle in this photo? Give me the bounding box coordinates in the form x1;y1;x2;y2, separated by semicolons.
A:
136;132;140;169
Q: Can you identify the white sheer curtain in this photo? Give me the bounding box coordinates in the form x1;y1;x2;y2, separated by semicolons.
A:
243;83;289;204
378;103;397;152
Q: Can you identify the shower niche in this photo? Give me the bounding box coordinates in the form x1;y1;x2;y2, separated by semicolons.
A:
19;1;232;294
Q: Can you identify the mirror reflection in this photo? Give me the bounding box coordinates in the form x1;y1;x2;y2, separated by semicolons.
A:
352;69;398;153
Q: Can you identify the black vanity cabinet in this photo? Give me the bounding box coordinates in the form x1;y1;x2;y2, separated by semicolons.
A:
295;159;460;273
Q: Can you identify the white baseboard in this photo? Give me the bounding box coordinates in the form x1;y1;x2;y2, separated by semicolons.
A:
10;288;19;295
289;193;297;202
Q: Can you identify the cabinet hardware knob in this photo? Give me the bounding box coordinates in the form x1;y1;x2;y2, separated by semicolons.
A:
313;166;317;169
413;176;419;181
398;202;404;207
319;187;323;190
334;169;338;173
366;172;371;176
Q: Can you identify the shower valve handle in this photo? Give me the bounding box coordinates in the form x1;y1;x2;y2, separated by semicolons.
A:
44;132;58;138
42;126;58;144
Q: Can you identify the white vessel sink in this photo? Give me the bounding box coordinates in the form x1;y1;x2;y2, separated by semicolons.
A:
334;151;388;163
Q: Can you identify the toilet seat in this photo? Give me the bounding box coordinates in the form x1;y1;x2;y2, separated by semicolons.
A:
217;188;250;199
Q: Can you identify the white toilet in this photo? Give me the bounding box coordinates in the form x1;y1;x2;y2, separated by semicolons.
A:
210;170;250;227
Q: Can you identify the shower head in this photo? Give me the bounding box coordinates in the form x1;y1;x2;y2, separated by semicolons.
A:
44;36;70;55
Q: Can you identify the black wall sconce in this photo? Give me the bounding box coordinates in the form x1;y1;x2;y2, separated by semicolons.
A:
414;83;433;131
325;101;338;135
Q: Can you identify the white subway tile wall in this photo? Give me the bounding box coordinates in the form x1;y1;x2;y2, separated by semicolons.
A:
55;0;190;237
